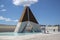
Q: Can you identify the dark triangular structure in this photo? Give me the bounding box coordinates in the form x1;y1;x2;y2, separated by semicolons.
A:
14;6;41;33
19;6;38;24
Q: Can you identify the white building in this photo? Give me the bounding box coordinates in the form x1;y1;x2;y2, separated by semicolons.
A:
41;25;59;33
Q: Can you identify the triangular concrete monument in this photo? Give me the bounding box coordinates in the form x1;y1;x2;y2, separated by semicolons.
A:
19;6;38;24
14;6;41;33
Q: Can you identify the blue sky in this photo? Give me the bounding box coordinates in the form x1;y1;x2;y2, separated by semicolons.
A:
0;0;60;25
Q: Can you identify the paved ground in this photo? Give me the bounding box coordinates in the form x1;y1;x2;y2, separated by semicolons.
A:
0;33;60;40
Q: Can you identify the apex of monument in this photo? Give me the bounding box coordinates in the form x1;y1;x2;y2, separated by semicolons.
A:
19;6;38;24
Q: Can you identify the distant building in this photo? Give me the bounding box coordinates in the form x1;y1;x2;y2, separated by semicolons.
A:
40;25;59;33
45;25;58;33
40;25;46;33
57;25;60;32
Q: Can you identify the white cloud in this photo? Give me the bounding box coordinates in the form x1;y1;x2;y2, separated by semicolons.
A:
13;0;38;6
0;16;5;20
0;4;7;12
0;16;18;22
13;20;18;22
0;9;7;12
5;18;12;22
0;4;4;8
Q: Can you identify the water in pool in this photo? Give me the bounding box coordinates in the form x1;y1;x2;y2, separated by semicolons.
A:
0;32;39;36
